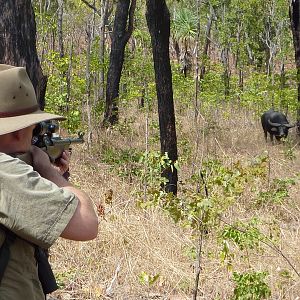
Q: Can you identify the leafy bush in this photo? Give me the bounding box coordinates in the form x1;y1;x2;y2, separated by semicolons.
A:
232;271;271;300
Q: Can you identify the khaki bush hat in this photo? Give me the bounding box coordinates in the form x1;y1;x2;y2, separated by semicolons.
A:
0;64;65;135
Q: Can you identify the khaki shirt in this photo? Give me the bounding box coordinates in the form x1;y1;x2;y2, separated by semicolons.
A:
0;153;79;299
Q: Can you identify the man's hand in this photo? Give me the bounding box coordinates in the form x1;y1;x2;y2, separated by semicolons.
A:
53;150;70;175
30;146;71;186
30;145;52;176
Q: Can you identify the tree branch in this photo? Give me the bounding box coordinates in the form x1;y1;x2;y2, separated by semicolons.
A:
124;0;137;43
81;0;101;16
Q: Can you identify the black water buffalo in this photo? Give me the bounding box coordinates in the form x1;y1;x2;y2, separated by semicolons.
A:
261;109;295;142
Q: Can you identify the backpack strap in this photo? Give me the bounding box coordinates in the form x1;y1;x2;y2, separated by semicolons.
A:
0;225;58;295
0;225;16;284
34;247;58;294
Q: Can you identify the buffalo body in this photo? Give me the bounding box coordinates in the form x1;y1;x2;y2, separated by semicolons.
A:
261;109;295;142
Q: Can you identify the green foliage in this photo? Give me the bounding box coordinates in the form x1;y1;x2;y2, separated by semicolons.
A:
172;66;195;108
90;36;109;75
255;177;296;206
283;137;297;161
34;10;57;36
172;6;198;41
100;144;141;178
182;245;197;260
139;151;173;184
220;218;264;253
138;271;160;287
120;47;156;110
42;50;86;133
55;269;76;289
199;63;225;106
142;154;268;231
231;271;271;300
220;218;264;268
278;269;292;279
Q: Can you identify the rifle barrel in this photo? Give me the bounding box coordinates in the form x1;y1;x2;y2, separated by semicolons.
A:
52;137;84;146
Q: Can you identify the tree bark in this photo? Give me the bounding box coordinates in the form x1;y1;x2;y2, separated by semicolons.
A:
103;0;136;126
146;0;178;195
0;0;47;109
98;0;110;102
200;4;214;81
289;0;300;125
86;21;93;146
57;0;64;58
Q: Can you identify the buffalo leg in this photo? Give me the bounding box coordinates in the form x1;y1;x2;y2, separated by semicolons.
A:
264;130;268;142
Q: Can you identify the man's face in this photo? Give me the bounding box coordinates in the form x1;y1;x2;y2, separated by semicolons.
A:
20;124;36;151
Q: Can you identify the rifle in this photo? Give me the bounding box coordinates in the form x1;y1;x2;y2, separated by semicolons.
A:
32;120;84;163
16;121;84;174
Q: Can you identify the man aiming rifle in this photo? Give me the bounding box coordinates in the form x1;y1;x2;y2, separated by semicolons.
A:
0;64;98;299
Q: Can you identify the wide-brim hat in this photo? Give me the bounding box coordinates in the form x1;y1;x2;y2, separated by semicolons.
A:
0;64;65;135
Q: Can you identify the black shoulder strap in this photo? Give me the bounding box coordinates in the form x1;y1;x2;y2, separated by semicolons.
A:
34;247;58;294
0;225;16;284
0;225;58;295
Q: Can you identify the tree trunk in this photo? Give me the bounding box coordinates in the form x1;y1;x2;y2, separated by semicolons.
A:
57;0;64;58
200;4;214;81
221;48;230;97
98;0;110;102
86;21;93;147
146;0;178;195
289;0;300;125
103;0;136;126
0;0;47;109
194;0;201;119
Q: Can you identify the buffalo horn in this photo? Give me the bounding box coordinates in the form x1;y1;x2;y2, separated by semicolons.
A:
268;119;280;127
285;123;296;128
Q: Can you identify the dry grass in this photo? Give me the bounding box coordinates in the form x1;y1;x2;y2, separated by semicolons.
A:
50;105;300;299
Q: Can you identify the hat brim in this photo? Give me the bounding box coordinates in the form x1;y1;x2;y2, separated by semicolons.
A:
0;109;66;135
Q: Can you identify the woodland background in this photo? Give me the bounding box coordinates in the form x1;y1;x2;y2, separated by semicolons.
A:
1;0;300;299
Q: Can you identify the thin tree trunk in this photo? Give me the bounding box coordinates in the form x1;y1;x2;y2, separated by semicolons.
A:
194;0;201;119
236;19;244;94
289;0;300;126
86;20;93;147
146;0;178;195
0;0;47;109
200;4;214;81
98;0;110;102
57;0;64;58
66;41;73;124
221;48;230;97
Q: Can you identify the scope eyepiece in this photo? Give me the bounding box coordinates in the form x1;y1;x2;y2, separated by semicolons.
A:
33;121;59;136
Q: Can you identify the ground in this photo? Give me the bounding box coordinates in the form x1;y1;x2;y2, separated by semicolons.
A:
49;106;300;299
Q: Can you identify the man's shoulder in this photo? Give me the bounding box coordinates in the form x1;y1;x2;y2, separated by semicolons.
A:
0;152;33;180
0;152;22;164
0;152;12;161
0;152;18;169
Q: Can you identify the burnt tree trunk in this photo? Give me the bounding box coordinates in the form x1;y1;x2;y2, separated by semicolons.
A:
0;0;47;109
289;0;300;127
200;4;214;81
146;0;178;195
103;0;136;126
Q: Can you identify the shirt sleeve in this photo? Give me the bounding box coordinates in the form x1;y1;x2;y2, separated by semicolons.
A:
0;153;79;249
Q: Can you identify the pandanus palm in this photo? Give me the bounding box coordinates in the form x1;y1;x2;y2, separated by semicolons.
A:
172;6;197;76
